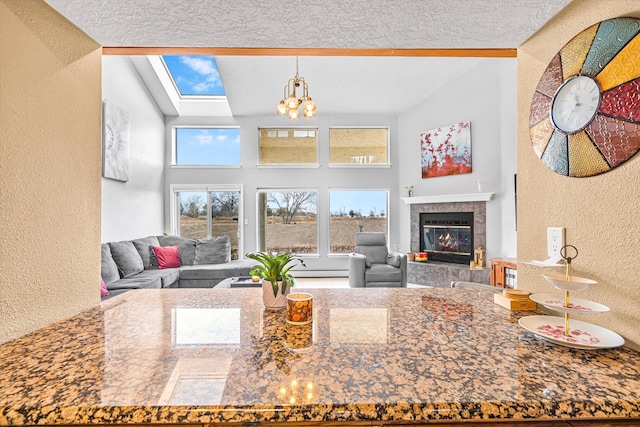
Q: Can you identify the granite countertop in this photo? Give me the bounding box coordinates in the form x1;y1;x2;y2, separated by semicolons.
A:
1;287;639;425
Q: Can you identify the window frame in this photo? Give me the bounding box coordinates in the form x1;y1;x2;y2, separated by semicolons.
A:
328;126;391;168
172;126;241;168
170;184;244;257
257;127;320;167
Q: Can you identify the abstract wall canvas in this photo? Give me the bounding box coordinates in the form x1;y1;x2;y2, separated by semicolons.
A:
102;100;130;181
420;121;472;179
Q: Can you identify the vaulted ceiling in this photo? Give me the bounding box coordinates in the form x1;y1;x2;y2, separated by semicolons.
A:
44;0;573;116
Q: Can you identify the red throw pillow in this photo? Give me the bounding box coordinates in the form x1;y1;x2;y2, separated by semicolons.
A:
152;245;181;269
100;277;109;297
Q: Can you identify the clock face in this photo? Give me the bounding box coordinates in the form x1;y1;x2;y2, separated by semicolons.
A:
529;17;640;177
550;75;601;134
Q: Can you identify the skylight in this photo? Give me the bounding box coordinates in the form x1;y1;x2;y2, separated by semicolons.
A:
162;55;225;96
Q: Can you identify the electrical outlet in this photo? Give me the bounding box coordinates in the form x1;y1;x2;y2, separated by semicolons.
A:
547;227;565;258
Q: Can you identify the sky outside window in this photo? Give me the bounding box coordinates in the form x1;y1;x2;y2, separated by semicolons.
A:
176;128;240;165
162;55;225;96
330;190;387;217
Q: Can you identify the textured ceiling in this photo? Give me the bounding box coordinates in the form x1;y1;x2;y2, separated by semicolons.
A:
43;0;572;116
43;0;571;49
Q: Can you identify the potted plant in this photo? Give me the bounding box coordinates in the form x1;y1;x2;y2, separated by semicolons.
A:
246;251;306;309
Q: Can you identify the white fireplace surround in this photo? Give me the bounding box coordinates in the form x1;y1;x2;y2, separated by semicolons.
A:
401;193;495;204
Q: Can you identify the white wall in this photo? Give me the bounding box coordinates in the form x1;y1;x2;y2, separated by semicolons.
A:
164;114;400;273
101;56;165;242
397;58;517;259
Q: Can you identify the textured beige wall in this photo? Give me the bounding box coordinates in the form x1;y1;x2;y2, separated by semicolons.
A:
517;1;640;350
0;0;102;343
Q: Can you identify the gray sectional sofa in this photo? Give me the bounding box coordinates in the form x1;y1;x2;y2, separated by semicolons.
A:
101;235;257;299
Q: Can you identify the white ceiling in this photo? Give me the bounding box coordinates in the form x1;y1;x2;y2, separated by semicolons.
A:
44;0;573;117
217;55;488;116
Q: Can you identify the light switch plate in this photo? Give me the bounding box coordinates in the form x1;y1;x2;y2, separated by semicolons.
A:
547;227;565;258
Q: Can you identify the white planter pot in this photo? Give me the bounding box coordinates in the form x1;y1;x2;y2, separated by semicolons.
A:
262;279;290;309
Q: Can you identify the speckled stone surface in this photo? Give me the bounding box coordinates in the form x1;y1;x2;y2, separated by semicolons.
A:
408;261;491;287
1;288;639;425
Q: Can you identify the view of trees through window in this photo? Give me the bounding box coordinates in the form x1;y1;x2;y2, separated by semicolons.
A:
329;190;388;253
177;190;241;259
258;191;318;254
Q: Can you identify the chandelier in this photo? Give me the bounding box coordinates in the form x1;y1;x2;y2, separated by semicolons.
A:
276;57;316;119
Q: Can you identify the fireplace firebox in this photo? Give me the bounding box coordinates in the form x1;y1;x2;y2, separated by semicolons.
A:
420;212;474;265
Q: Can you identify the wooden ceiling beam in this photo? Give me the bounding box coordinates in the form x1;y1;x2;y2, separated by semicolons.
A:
102;47;517;58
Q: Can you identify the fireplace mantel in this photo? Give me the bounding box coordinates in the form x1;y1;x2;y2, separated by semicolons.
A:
401;193;494;204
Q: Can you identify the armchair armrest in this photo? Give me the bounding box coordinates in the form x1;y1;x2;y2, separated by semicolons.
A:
387;252;408;287
348;253;367;288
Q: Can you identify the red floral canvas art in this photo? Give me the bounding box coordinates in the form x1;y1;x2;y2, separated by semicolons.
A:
420;122;472;178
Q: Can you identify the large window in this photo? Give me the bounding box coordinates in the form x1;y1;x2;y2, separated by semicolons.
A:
329;190;388;253
257;190;318;254
329;128;389;165
175;127;240;166
173;186;242;259
258;128;317;165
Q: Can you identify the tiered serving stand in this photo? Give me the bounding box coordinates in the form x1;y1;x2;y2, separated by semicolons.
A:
519;245;625;349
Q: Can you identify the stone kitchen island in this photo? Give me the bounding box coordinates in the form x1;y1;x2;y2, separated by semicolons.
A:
0;288;639;426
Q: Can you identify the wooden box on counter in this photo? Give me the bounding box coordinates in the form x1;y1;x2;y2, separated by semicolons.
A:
490;258;517;288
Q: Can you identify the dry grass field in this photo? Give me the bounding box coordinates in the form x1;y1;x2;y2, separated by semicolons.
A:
179;216;387;256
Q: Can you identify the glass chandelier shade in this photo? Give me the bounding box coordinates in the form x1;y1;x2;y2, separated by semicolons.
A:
276;57;316;120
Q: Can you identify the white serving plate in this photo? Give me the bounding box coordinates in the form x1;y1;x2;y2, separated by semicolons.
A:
543;273;597;292
518;315;624;349
529;293;609;314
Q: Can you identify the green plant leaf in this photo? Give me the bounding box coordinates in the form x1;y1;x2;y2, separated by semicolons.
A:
245;251;306;298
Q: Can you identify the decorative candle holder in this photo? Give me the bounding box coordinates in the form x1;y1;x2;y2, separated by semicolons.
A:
286;293;313;325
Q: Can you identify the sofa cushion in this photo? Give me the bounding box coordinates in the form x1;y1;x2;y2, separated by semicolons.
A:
108;241;144;278
364;263;402;282
152;245;180;269
135;269;180;288
178;259;257;281
132;236;160;269
158;235;196;266
194;236;231;265
386;253;401;268
105;276;161;291
101;244;121;284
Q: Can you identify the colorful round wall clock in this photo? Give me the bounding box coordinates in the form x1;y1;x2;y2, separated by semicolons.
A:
529;17;640;177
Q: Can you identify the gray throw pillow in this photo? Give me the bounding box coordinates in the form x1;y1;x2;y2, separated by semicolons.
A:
108;241;144;278
158;235;196;266
132;236;160;269
194;236;231;265
386;253;401;268
101;244;120;284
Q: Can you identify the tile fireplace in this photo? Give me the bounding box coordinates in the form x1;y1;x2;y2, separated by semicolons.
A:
409;201;489;287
